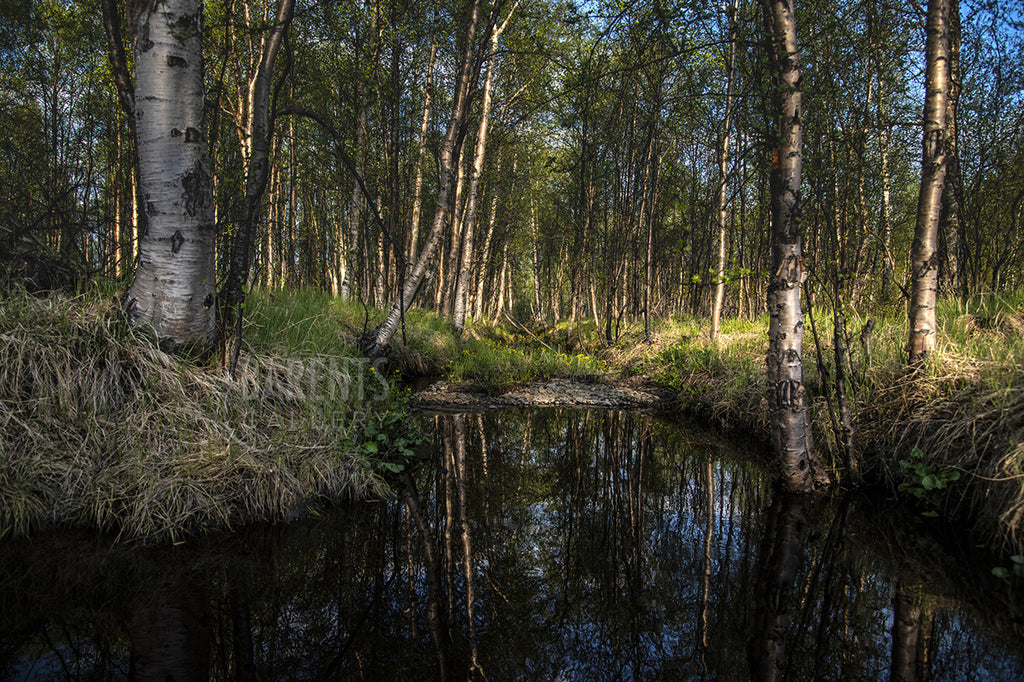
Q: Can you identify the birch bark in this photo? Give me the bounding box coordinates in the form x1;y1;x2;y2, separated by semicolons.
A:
453;2;519;333
710;0;739;343
124;0;217;353
761;0;827;492
908;0;950;363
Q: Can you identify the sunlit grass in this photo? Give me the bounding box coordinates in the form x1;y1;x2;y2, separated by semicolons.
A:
447;337;608;392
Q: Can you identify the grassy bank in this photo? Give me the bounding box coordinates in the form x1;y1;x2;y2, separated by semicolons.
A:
618;294;1024;554
0;287;421;542
249;288;612;391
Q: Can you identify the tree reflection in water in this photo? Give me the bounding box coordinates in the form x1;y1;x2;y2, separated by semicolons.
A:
1;409;1022;680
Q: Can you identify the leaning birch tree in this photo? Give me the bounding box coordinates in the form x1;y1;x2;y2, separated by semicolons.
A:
908;0;950;364
121;0;217;354
362;0;483;357
761;0;827;493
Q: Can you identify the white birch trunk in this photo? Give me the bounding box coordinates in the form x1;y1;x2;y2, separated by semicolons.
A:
711;0;740;342
408;38;437;266
454;4;517;332
761;0;827;493
908;0;950;363
125;0;216;353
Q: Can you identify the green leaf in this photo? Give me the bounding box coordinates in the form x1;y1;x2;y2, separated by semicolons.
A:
1010;554;1024;565
363;441;379;454
383;462;405;473
992;566;1011;579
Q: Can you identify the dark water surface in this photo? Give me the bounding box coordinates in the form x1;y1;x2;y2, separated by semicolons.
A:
2;409;1022;680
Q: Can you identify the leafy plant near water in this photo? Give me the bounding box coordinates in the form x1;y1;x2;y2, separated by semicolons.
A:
991;554;1024;580
357;376;426;475
898;447;962;516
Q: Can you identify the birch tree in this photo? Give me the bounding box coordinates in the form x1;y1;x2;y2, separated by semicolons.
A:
908;0;950;364
221;0;296;370
761;0;827;493
710;0;740;342
122;0;217;353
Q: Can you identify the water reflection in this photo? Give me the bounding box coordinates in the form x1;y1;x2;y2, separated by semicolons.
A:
1;409;1022;680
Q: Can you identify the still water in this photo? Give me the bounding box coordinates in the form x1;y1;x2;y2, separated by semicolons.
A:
1;409;1022;680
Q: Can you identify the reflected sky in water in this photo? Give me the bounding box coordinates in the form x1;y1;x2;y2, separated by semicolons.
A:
1;408;1022;680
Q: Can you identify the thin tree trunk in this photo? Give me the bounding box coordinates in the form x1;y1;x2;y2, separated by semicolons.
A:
639;126;659;339
111;121;123;278
408;37;437;265
454;3;519;333
101;0;145;275
474;179;500;319
348;102;366;299
908;0;950;364
263;156;278;287
941;0;962;296
711;0;740;342
495;238;510;320
531;191;542;319
442;145;468;314
222;0;295;367
833;307;858;480
761;0;826;493
878;87;895;296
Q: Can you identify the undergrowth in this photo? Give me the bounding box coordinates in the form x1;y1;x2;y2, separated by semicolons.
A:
243;288;460;376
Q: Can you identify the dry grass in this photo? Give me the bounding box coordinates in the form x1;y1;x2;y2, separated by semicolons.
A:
858;353;1024;552
0;289;389;542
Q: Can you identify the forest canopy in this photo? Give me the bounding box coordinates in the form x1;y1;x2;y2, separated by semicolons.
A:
1;0;1022;334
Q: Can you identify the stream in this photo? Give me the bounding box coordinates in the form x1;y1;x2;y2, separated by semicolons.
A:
1;408;1022;680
